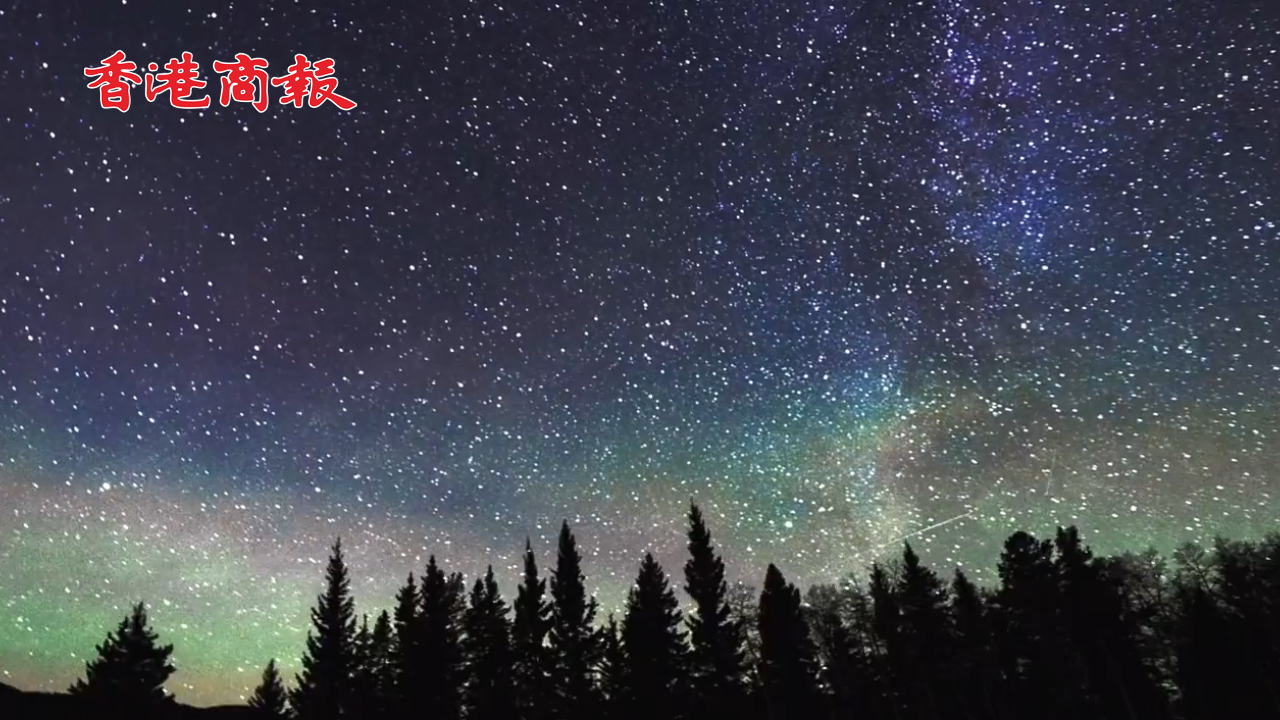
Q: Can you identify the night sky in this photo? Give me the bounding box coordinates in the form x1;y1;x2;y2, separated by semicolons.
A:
1;0;1278;706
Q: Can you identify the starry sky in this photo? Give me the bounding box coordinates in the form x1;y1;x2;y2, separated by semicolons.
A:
1;0;1278;707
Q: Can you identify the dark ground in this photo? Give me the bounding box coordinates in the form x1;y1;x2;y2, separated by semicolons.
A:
0;682;258;720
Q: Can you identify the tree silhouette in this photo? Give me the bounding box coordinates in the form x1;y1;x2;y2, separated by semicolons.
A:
1204;535;1280;718
69;601;176;714
806;582;887;720
352;614;374;717
247;658;289;717
684;502;747;719
369;611;394;711
352;611;393;718
462;566;516;720
1167;537;1280;720
1053;526;1171;720
867;561;904;715
950;568;1005;720
389;572;418;717
52;514;1280;720
512;538;554;720
621;552;688;720
447;570;469;638
893;542;954;720
416;555;465;720
599;614;628;718
291;537;358;720
549;520;601;720
845;576;896;720
725;581;763;694
758;564;821;720
993;530;1081;720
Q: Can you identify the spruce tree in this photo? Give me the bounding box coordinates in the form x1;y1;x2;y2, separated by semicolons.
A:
462;566;517;720
866;562;904;715
291;537;359;720
895;542;954;720
725;581;764;692
549;520;601;720
1170;557;1254;720
1054;526;1171;720
599;614;629;718
448;570;469;632
994;530;1078;719
807;582;892;720
248;658;289;718
368;610;394;709
684;502;747;718
758;564;821;720
622;552;689;720
417;555;465;720
353;614;374;714
951;569;1004;720
389;573;418;717
392;574;419;640
352;612;393;719
1215;533;1280;711
69;601;176;713
512;538;554;720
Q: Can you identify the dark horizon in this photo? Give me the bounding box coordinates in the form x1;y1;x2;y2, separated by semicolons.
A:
7;511;1280;720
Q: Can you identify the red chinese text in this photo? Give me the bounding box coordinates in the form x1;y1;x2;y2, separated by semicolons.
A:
212;53;271;113
271;55;357;110
84;50;143;112
144;52;212;108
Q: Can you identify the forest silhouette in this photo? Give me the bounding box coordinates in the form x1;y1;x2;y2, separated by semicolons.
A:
5;502;1279;720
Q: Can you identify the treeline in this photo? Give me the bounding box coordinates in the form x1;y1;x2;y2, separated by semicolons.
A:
69;503;1280;720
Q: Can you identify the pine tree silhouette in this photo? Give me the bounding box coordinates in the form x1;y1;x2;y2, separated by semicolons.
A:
1168;539;1273;720
1200;536;1280;719
757;564;821;720
599;614;628;718
549;520;601;720
994;530;1081;720
53;512;1280;720
867;561;904;716
248;658;289;717
353;614;374;716
368;610;394;714
69;601;176;715
389;572;418;718
725;581;764;698
846;577;897;720
894;542;954;720
684;502;747;719
447;570;469;636
806;583;886;720
950;568;1005;720
352;611;393;719
512;538;554;720
621;552;689;720
1054;526;1172;720
416;555;465;720
462;566;517;720
291;537;358;720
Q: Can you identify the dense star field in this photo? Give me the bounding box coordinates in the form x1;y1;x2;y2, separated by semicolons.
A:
0;0;1277;706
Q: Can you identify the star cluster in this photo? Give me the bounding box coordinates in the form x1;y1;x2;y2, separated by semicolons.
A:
0;0;1277;706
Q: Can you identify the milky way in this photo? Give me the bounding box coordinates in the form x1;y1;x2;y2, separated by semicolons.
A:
1;0;1277;706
